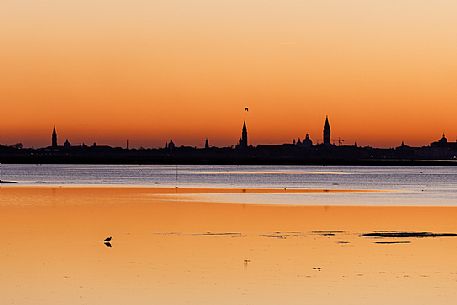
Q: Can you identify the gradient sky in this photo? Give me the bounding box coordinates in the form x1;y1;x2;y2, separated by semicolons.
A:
1;0;456;148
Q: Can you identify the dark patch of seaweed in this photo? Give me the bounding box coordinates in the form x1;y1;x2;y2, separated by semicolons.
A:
192;232;242;237
260;231;304;239
362;231;457;238
312;230;345;237
374;241;411;244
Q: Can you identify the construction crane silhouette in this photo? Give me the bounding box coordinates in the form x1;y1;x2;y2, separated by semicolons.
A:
332;138;345;146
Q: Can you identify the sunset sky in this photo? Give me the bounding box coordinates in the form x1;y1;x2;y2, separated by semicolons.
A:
0;0;456;148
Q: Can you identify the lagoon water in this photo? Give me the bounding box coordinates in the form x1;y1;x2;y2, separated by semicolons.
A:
2;165;457;305
2;164;457;206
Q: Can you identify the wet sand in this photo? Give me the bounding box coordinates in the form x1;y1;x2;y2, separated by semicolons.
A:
1;186;457;305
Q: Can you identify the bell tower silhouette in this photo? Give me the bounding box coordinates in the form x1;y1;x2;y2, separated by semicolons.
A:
239;121;248;148
52;126;58;148
323;116;331;145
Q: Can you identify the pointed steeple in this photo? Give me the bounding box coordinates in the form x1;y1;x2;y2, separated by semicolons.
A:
239;121;248;149
52;126;58;148
323;115;331;145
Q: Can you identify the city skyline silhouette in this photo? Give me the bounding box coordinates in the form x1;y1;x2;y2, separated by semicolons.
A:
2;2;457;305
2;2;457;149
1;115;456;165
1;114;455;150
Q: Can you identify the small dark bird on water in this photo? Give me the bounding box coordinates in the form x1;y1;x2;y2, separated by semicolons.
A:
104;236;112;242
244;259;251;269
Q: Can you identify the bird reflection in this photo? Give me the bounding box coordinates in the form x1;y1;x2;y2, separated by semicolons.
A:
104;236;112;248
244;259;251;269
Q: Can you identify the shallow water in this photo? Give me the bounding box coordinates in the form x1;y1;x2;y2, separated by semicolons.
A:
1;165;457;303
1;187;456;305
2;164;457;206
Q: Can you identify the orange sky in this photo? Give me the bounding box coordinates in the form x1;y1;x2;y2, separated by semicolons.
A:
0;0;456;148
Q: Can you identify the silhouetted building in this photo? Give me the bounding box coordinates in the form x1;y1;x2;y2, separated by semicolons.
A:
52;127;58;148
64;139;71;149
302;133;313;147
431;133;449;147
5;115;457;165
396;141;412;153
238;121;248;149
168;140;176;150
323;116;331;145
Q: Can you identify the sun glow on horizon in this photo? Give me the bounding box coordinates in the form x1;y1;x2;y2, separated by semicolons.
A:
1;0;456;148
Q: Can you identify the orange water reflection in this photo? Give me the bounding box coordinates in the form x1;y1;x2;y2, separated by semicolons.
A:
1;187;456;305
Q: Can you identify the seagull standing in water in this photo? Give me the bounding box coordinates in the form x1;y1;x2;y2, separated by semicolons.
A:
104;236;112;248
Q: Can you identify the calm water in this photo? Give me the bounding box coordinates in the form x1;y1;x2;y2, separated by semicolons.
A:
2;166;457;305
2;164;457;206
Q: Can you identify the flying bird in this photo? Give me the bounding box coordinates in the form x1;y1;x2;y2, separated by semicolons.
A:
104;236;112;242
245;107;249;112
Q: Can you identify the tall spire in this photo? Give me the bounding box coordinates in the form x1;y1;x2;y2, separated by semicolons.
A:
239;121;248;149
52;126;58;148
323;115;331;145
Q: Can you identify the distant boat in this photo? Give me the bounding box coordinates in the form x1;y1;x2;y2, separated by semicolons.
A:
0;180;17;184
